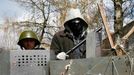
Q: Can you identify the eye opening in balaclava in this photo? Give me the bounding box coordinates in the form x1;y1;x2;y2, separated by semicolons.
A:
66;18;87;38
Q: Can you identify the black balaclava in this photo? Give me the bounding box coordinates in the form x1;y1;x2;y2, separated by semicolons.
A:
68;18;85;38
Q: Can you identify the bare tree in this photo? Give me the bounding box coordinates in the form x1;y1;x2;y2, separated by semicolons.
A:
101;0;134;55
0;18;19;50
49;0;100;28
113;0;124;45
12;0;100;47
12;0;60;47
111;0;134;48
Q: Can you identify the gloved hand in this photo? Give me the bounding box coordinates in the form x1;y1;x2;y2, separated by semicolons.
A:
56;52;68;60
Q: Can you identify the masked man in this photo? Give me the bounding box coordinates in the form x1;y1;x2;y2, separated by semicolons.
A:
50;8;88;59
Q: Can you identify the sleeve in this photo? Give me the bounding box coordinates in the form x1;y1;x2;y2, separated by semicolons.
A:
50;33;61;55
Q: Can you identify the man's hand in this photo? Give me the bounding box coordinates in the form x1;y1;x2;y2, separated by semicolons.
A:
56;52;68;60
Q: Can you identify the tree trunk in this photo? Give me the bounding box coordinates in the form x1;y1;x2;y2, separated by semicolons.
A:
114;0;123;40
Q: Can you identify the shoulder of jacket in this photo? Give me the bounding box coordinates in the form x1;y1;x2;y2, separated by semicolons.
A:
54;30;67;37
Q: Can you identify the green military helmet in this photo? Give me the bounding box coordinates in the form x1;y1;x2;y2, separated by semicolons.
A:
18;30;40;47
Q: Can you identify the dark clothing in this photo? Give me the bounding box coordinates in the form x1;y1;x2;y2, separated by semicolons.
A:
50;30;87;59
50;8;88;59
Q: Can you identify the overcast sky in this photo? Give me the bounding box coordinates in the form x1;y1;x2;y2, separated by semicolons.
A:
0;0;26;24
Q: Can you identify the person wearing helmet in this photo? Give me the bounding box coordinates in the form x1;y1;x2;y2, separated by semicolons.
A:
18;30;42;50
50;8;88;60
